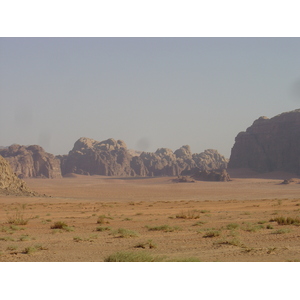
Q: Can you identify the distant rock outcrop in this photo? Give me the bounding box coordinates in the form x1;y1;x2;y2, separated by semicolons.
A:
0;145;62;178
60;137;228;177
191;169;231;182
228;109;300;174
60;137;133;176
0;155;36;195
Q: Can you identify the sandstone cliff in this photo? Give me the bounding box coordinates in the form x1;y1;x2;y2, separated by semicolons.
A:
0;155;36;195
0;144;62;178
228;109;300;174
60;137;133;176
60;137;228;177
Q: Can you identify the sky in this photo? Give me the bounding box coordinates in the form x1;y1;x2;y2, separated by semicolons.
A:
1;37;300;158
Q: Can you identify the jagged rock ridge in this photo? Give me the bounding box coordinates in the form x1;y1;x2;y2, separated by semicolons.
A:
60;137;228;177
0;144;62;178
228;109;300;174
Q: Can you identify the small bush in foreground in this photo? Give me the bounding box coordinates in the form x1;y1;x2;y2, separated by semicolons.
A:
104;251;201;262
51;221;68;229
105;251;161;262
51;221;74;231
7;212;29;225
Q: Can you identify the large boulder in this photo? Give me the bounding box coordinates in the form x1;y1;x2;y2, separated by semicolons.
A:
0;155;36;195
228;109;300;174
0;145;62;178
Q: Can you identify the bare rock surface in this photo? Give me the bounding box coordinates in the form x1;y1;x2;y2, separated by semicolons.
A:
0;155;36;195
60;137;132;176
228;109;300;174
61;137;228;177
0;144;62;178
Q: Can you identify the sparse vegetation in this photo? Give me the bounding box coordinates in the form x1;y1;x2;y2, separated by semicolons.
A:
111;228;139;238
97;215;112;224
7;211;29;225
134;240;157;249
226;223;239;230
203;231;221;238
96;226;111;232
175;209;201;219
272;229;291;234
104;251;201;262
51;221;74;231
146;225;181;232
269;216;300;226
214;238;243;247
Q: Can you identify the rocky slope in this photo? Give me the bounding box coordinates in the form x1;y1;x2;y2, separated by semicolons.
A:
228;109;300;174
0;144;62;178
0;155;36;195
60;137;228;177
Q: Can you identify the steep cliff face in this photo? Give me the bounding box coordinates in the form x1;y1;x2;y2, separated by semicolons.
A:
0;145;62;178
0;155;36;195
60;137;228;177
228;109;300;174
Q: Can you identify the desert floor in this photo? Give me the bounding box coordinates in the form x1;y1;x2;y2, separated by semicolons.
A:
1;171;300;262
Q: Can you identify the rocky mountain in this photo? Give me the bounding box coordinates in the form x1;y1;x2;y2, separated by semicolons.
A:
228;109;300;174
0;144;62;178
60;137;228;177
0;155;36;195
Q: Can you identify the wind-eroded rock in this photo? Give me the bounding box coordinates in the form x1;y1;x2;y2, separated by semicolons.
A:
228;109;300;174
60;137;132;176
60;137;228;177
0;155;36;195
0;144;61;178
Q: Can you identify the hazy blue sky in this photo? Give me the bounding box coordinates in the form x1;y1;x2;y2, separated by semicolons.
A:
1;37;300;158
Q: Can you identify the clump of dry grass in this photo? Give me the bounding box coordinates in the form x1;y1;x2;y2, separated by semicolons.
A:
111;228;139;238
269;216;300;226
146;225;181;232
97;215;113;224
51;221;74;231
175;209;201;219
203;230;221;238
7;211;29;225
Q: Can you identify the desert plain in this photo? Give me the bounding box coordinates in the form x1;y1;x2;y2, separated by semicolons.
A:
1;170;300;262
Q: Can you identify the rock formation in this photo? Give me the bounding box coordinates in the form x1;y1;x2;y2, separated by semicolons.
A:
0;155;36;195
0;144;62;178
228;109;300;174
60;137;228;177
60;137;133;176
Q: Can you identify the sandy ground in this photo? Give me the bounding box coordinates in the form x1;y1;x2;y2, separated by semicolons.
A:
1;172;300;262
